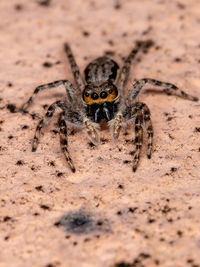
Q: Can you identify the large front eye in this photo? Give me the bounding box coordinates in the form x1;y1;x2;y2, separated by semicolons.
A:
91;92;99;100
100;91;108;99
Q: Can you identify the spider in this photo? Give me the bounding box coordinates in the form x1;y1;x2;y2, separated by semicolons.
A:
19;40;198;173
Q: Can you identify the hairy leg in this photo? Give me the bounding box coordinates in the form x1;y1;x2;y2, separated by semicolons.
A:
129;78;198;102
32;101;62;152
59;112;76;173
132;107;144;172
64;43;85;91
32;100;81;152
136;102;153;159
20;80;75;113
122;101;153;172
117;40;154;93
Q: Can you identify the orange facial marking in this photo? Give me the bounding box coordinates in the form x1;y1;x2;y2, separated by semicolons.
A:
83;87;118;105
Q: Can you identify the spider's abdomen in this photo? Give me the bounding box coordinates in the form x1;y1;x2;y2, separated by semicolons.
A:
84;57;119;84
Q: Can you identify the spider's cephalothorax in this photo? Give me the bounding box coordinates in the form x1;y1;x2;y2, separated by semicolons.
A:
19;40;198;173
83;56;120;123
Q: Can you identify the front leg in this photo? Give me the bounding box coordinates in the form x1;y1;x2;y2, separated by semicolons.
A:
138;103;153;159
121;102;153;172
132;107;144;172
19;80;75;113
129;78;198;101
59;112;76;173
32;101;64;151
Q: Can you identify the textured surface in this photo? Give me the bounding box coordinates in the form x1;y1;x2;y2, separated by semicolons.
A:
0;0;200;266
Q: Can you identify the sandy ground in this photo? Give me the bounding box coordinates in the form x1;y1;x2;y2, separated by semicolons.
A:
0;0;200;266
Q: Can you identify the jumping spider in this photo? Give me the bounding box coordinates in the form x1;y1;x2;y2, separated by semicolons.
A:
20;41;198;173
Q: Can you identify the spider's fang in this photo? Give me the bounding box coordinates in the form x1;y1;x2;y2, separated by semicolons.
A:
103;106;111;121
94;108;100;123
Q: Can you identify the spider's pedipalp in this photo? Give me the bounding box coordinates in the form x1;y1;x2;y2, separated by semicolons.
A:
83;117;100;145
20;80;76;113
59;112;76;173
64;43;85;91
108;112;123;141
130;78;199;102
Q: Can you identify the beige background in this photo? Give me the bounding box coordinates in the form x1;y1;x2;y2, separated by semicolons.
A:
0;0;200;266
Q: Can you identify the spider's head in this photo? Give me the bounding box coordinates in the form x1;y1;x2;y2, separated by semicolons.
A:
82;80;118;105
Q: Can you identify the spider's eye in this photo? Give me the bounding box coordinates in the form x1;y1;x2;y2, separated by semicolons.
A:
91;92;99;100
109;89;113;94
100;91;108;99
85;92;89;97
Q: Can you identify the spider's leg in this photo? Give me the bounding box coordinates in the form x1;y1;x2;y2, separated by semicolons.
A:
32;100;65;152
64;43;85;91
129;78;198;102
121;101;153;172
139;102;153;159
59;112;76;173
132;106;144;172
20;80;75;113
117;40;154;93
